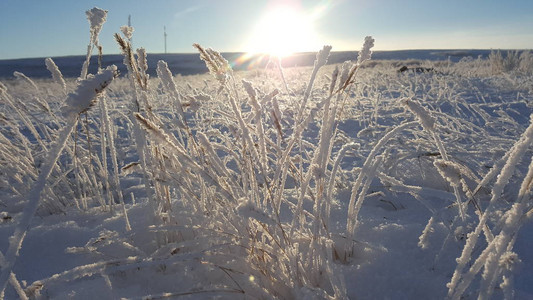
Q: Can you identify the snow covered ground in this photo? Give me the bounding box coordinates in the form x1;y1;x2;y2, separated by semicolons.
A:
1;40;533;299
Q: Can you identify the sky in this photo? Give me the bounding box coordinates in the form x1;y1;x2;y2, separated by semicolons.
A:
1;0;533;60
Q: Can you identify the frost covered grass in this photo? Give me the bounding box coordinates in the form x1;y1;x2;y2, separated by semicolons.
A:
1;7;533;299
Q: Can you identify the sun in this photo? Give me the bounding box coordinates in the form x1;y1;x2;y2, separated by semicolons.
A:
244;5;319;57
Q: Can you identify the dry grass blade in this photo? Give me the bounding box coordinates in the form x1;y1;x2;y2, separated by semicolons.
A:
114;33;145;90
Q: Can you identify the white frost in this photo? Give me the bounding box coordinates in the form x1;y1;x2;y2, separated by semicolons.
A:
402;98;435;132
45;57;66;92
61;65;118;119
433;159;465;187
86;7;108;45
357;36;375;65
120;25;134;40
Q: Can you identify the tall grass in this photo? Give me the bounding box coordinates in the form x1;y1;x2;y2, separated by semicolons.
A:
1;7;533;299
489;50;533;75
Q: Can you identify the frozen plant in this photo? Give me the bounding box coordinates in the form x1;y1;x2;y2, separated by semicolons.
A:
3;6;533;299
193;43;232;85
449;114;533;299
61;66;119;120
81;7;108;78
120;25;134;40
401;98;435;133
402;97;466;220
86;7;107;46
45;58;66;94
0;66;118;296
296;45;332;123
357;36;375;65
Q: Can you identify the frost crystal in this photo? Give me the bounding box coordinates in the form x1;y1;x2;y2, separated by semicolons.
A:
45;58;66;91
242;79;257;102
402;98;435;132
311;163;326;179
86;7;108;45
433;159;465;187
120;25;134;40
61;65;118;118
193;43;232;85
499;251;521;272
137;48;148;72
418;216;435;249
357;36;375;65
315;45;332;68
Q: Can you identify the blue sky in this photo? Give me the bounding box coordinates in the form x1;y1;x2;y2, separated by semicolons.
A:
1;0;532;59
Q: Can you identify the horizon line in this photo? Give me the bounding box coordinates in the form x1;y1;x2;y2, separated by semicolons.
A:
2;48;531;61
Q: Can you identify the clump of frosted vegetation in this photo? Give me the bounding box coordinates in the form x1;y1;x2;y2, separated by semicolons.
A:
1;6;533;299
489;50;533;75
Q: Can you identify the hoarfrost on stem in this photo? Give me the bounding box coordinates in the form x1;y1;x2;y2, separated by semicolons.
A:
357;36;375;65
401;98;435;132
120;25;134;40
193;43;232;85
433;159;465;187
315;45;332;68
0;65;119;295
61;65;118;119
45;58;66;92
86;7;108;46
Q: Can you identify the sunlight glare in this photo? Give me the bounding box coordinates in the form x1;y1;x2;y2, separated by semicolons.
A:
244;5;319;57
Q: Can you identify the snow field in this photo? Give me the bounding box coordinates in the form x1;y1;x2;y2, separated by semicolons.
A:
1;7;533;299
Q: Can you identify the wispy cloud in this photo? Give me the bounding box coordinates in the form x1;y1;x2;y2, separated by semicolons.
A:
174;5;204;19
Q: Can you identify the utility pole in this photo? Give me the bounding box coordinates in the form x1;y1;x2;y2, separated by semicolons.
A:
164;26;167;54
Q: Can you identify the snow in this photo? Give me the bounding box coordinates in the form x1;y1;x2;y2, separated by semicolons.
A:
357;36;375;65
1;29;533;299
120;26;134;41
86;7;107;46
60;65;118;119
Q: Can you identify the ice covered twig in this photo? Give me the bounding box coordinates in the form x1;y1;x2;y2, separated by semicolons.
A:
193;43;232;85
433;159;466;188
120;25;134;41
61;65;118;119
357;36;375;65
86;7;108;46
296;45;332;123
81;7;108;78
402;97;467;220
449;114;533;299
0;66;118;296
401;98;435;133
45;58;66;94
343;121;418;261
337;36;374;93
315;45;332;69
